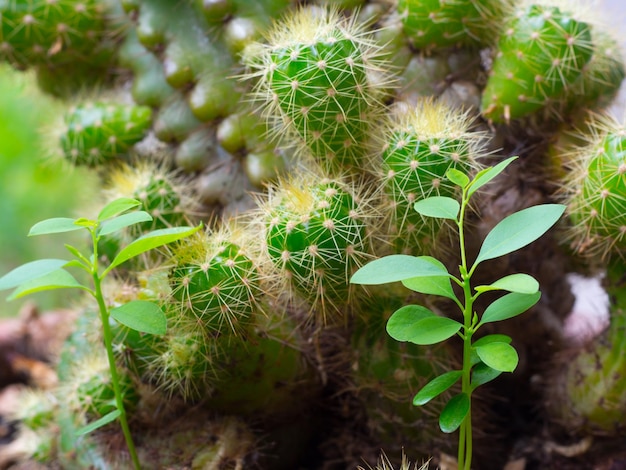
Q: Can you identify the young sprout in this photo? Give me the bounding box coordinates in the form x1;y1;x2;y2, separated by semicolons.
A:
351;158;565;469
0;197;201;470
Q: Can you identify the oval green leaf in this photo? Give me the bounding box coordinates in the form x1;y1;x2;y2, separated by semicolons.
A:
104;224;202;275
386;305;436;342
76;409;121;436
403;275;457;300
472;334;512;348
0;259;69;291
400;316;462;345
98;197;141;221
474;204;566;267
98;211;153;237
475;342;518;372
475;273;539;294
351;255;449;285
401;258;455;300
439;393;470;433
8;269;88;300
28;218;83;236
446;168;470;188
480;291;540;325
468;156;517;196
110;300;167;335
414;370;462;406
413;196;460;220
471;362;502;389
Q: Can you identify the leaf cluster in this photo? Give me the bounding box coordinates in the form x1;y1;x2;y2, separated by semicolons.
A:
351;157;565;434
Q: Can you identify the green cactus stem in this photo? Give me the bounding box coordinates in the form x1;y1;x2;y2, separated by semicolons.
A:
380;99;483;254
561;115;626;260
258;171;373;321
168;228;262;336
481;1;593;123
60;102;152;167
243;6;389;173
398;0;509;50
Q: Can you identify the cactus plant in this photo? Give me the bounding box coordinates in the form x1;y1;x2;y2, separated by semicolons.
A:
60;102;153;167
379;99;485;254
481;1;593;123
560;114;626;260
243;6;390;173
256;170;374;322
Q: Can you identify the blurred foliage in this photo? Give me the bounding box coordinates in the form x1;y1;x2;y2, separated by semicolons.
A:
0;65;100;317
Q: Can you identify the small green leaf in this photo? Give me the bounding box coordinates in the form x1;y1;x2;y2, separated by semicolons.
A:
475;342;518;372
110;300;167;335
104;224;202;275
403;275;457;300
468;156;517;196
471;362;502;389
65;244;91;266
75;409;121;436
472;334;512;348
98;198;141;221
351;255;449;285
386;305;435;342
413;370;462;406
439;393;470;433
475;273;539;294
474;204;566;267
414;196;460;220
401;258;455;300
387;308;462;345
8;269;88;300
447;168;470;188
470;334;512;365
28;218;83;236
98;211;153;237
480;292;541;325
0;259;68;291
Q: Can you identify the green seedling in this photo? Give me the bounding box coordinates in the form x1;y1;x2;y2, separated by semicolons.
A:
0;197;201;470
351;157;565;469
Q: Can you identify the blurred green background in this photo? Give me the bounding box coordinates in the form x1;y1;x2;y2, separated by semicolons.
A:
0;65;100;318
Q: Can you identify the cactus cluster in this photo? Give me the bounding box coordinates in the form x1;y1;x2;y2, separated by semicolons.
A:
3;0;626;469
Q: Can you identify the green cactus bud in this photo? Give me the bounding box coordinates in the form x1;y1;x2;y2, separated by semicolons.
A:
119;29;175;107
561;115;626;260
398;0;510;50
60;101;152;167
168;227;262;336
380;99;484;254
258;171;373;321
243;6;389;173
481;1;593;123
153;92;203;143
175;128;214;173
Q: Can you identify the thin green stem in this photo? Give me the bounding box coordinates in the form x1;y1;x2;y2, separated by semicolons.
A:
457;189;474;469
90;230;141;470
